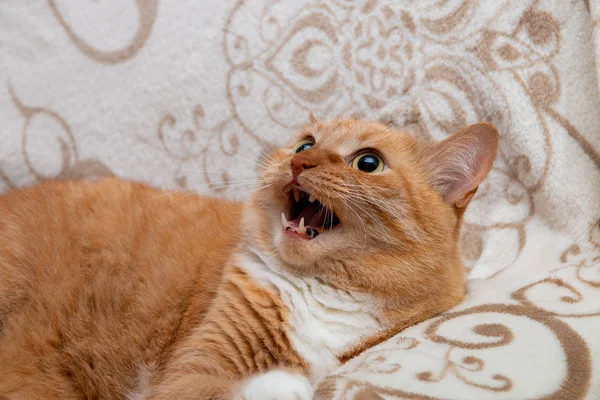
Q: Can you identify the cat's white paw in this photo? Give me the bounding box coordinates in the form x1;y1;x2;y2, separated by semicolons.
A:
236;370;313;400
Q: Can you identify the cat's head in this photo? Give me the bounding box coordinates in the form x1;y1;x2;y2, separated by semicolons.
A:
244;117;498;305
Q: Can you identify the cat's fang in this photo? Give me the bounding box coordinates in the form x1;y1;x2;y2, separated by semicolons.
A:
281;212;290;229
308;195;316;203
293;188;300;203
299;217;305;232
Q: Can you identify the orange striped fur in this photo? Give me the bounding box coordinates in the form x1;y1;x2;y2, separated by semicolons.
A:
0;118;498;399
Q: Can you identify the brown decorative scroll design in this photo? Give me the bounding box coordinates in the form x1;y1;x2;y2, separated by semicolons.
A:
152;104;264;192
4;84;113;184
415;347;512;393
425;319;513;350
9;85;77;180
318;303;591;400
511;221;600;317
47;0;158;64
544;107;600;170
157;105;211;162
508;9;599;171
0;169;15;191
328;336;419;377
511;266;600;317
427;305;592;399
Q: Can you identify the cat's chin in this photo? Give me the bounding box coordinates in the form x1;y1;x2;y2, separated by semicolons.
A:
273;222;344;269
276;240;317;268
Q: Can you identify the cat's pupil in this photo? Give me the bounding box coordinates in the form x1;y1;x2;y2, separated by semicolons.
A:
296;143;312;153
357;155;379;172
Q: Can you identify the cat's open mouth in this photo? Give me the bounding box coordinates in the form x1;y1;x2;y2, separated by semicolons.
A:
281;187;341;240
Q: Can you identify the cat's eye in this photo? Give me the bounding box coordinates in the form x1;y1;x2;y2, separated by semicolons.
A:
293;138;315;153
351;152;385;173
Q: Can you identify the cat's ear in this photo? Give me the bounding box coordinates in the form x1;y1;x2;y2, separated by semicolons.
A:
309;112;319;125
423;123;499;208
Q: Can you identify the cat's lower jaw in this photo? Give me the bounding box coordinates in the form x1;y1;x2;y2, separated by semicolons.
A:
233;370;314;400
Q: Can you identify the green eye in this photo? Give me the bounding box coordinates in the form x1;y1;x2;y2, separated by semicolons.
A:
351;152;384;173
293;138;315;153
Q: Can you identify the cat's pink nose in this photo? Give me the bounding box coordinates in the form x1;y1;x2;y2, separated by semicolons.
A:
290;155;315;177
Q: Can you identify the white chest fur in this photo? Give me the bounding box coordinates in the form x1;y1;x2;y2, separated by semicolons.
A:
237;249;384;384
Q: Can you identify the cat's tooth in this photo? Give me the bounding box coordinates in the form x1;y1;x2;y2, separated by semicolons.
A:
281;212;289;228
308;195;316;203
299;217;305;232
293;189;300;203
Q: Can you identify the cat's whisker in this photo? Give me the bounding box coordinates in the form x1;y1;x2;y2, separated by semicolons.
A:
222;149;273;170
343;195;388;236
356;197;405;222
262;151;278;165
221;153;270;171
187;181;268;194
248;141;278;166
338;196;369;250
149;181;266;203
322;188;376;241
345;190;393;206
323;191;331;231
349;198;400;225
340;183;394;193
257;191;275;210
184;179;266;191
177;167;259;176
166;190;206;206
347;192;421;241
313;182;395;224
335;190;392;231
195;178;264;184
305;184;389;237
166;182;272;206
257;154;275;169
148;188;194;201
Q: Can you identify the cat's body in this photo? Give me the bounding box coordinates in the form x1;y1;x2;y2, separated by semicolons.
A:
0;118;499;400
0;179;242;399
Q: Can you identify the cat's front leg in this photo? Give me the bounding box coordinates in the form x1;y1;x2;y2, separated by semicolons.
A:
232;369;313;400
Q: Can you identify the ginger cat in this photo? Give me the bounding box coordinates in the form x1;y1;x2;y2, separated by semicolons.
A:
0;118;498;400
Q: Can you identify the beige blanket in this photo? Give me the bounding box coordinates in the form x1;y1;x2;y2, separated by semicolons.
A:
1;1;599;398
